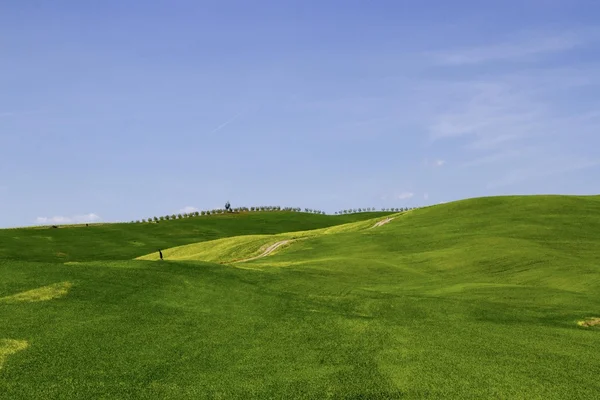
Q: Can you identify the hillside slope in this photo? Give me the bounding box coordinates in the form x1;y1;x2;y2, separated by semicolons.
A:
1;195;599;399
0;211;391;262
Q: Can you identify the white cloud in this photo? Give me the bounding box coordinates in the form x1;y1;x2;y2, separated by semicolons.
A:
431;30;588;66
397;192;414;200
423;158;446;168
420;57;600;187
35;213;101;225
178;206;199;214
423;193;429;200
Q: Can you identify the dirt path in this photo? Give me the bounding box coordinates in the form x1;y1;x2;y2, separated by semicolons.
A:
371;217;394;229
234;240;292;263
234;217;394;263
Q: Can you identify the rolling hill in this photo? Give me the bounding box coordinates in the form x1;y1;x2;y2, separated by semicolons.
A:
1;196;599;399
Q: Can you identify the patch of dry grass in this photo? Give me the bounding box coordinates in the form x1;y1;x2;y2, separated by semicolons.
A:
0;339;28;369
0;281;73;303
577;317;600;328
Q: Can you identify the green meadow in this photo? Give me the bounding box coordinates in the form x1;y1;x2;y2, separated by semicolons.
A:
1;196;599;399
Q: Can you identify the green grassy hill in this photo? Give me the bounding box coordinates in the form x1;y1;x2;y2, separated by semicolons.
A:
1;196;599;399
0;211;391;262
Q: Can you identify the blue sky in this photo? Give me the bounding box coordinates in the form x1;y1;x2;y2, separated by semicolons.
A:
1;0;599;227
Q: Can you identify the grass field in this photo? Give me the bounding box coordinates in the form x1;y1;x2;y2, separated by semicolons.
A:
0;211;389;262
1;196;599;398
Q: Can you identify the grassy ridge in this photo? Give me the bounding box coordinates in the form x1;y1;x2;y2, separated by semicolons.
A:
0;211;391;263
1;195;599;398
136;214;395;263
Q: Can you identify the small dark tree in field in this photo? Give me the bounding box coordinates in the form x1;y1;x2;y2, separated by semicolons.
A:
225;201;231;212
153;216;158;222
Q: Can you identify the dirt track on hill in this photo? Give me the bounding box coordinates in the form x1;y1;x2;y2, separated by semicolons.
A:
234;217;395;263
234;240;292;263
371;217;394;228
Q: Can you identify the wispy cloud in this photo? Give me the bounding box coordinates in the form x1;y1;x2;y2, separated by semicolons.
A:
208;112;243;135
423;193;429;200
35;213;101;225
423;158;446;168
397;192;414;200
431;31;589;66
461;148;534;168
428;80;545;143
421;26;600;189
487;158;600;188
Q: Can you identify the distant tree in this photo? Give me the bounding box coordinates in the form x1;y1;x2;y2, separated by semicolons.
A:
177;214;183;219
153;216;158;222
225;201;231;212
